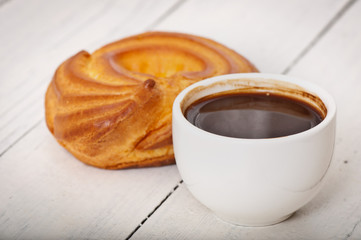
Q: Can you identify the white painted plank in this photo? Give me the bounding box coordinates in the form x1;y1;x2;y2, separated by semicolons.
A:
1;0;359;239
350;222;361;240
0;121;182;239
0;0;346;153
154;0;347;73
0;0;188;239
133;0;361;239
0;0;180;154
286;0;361;238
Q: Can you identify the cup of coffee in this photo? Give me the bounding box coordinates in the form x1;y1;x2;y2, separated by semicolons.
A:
172;73;336;226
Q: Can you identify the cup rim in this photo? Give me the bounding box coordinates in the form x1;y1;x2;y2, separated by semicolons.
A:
173;73;336;143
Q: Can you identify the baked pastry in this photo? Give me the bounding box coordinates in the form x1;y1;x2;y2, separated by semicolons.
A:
45;31;258;169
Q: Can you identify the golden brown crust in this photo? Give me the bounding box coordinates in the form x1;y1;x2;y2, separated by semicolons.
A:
45;31;258;169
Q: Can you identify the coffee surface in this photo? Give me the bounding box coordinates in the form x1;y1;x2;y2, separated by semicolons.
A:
185;93;323;139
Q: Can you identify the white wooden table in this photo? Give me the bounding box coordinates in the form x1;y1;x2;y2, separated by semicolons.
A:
1;0;361;239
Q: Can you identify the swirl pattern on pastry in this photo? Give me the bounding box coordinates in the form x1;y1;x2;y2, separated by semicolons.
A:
45;31;258;169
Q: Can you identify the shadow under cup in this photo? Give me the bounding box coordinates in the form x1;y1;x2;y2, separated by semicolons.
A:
172;73;336;226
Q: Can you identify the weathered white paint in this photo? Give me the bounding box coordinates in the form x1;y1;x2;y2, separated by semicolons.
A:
0;0;181;154
0;0;184;239
133;0;361;239
154;0;347;73
0;122;182;239
0;0;360;238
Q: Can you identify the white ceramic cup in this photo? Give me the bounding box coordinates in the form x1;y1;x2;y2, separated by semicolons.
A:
172;73;336;226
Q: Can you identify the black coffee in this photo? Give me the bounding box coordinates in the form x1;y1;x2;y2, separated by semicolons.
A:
185;93;323;139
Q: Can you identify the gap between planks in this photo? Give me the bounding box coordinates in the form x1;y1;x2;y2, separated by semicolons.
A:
126;1;187;238
125;0;358;238
0;0;186;157
120;0;358;235
125;180;184;240
0;0;356;157
3;0;356;238
0;119;43;157
0;0;187;237
280;1;360;237
145;0;186;30
345;217;361;240
282;0;358;74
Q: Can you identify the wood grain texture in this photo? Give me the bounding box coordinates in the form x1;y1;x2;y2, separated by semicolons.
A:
0;121;182;239
287;1;361;238
133;0;361;239
1;0;361;239
0;0;185;239
154;0;348;73
0;0;181;154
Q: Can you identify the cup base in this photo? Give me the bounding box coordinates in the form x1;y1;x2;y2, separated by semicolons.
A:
215;212;294;227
